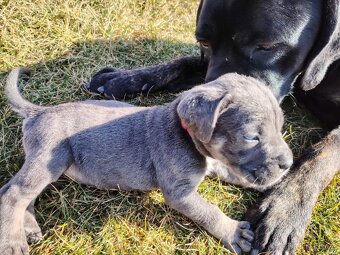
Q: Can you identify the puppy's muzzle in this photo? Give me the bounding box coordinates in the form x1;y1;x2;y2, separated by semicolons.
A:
240;147;293;186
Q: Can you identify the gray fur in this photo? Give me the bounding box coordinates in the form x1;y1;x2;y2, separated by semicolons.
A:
5;68;44;118
0;68;292;255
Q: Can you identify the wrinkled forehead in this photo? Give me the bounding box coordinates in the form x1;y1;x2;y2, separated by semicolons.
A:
219;102;283;136
212;74;284;130
227;86;284;131
197;0;319;43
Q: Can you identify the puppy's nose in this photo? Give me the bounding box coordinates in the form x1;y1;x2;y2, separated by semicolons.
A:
278;151;293;170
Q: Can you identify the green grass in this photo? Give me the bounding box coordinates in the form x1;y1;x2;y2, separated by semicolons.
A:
0;0;339;254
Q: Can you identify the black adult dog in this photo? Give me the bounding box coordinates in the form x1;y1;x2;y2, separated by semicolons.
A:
87;0;340;254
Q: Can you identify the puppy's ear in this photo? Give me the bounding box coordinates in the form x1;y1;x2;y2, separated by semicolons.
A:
177;89;231;143
301;0;340;91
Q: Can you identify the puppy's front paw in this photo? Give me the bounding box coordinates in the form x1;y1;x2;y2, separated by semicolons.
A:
223;220;254;254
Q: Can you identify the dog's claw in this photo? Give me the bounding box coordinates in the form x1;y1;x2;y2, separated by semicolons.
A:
86;67;156;99
97;86;105;93
142;84;149;92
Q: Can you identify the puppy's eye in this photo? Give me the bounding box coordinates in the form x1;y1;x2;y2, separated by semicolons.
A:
198;40;210;49
243;134;260;142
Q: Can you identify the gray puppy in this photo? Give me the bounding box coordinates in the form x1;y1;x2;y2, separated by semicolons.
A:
0;68;292;255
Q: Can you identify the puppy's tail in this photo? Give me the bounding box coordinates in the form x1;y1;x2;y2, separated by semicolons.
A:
6;68;44;118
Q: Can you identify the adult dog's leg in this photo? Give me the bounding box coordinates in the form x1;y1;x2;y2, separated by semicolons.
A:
86;56;208;99
0;143;72;254
247;126;340;255
165;191;254;255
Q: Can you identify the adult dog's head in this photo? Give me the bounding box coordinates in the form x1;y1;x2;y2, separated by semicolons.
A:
196;0;340;101
178;73;293;190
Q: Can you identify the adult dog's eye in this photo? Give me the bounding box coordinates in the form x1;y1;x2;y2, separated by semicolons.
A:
198;40;210;49
255;43;278;52
250;43;285;65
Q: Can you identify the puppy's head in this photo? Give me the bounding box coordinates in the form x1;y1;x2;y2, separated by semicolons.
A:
177;73;292;190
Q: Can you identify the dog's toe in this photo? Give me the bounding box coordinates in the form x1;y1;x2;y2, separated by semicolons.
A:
241;228;254;242
233;221;254;253
222;220;255;254
239;221;251;229
26;230;43;244
237;238;252;252
250;249;260;255
230;243;242;255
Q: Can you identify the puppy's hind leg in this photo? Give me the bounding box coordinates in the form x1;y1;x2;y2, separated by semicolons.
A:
0;142;72;254
24;199;42;244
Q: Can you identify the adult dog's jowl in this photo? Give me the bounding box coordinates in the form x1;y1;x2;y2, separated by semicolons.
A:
87;0;340;254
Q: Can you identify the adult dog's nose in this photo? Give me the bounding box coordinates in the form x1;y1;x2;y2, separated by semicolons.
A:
278;150;293;170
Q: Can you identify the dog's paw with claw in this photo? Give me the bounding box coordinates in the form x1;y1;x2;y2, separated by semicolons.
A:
24;210;42;244
222;220;254;254
24;221;42;244
85;67;155;99
247;180;314;255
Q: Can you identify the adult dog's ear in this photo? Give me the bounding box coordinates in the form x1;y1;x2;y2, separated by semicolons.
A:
177;88;231;143
196;0;204;24
196;0;205;61
301;0;340;91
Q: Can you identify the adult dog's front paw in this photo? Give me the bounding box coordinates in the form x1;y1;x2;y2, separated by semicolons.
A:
222;220;254;254
247;180;313;255
86;67;154;99
247;126;340;255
